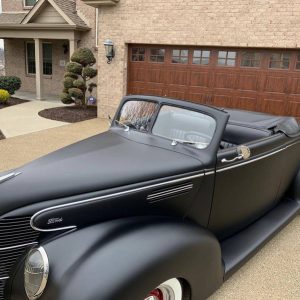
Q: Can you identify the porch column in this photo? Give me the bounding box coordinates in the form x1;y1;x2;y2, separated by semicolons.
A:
34;38;44;100
69;39;77;59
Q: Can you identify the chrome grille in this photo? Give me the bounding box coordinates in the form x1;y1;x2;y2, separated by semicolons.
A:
0;217;39;300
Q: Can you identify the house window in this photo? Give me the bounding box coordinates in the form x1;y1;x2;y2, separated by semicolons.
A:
26;43;36;74
269;53;290;69
43;44;53;75
131;48;145;62
149;48;165;63
172;49;188;64
192;50;210;65
24;0;36;7
26;42;53;76
217;51;236;67
241;51;261;68
296;54;300;70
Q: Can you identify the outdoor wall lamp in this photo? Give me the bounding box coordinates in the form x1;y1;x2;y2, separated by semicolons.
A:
62;42;69;55
104;39;115;64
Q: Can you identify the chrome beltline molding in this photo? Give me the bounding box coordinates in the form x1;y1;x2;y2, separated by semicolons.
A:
0;242;38;251
30;172;205;232
0;172;21;185
217;140;300;173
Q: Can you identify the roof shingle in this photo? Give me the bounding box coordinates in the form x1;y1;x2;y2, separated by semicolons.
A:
0;13;27;25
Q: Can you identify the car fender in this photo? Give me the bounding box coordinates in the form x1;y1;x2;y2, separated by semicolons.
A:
10;217;223;300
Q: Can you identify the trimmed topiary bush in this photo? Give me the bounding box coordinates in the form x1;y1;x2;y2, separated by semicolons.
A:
82;67;97;79
61;48;97;107
0;89;10;103
0;76;21;95
66;62;83;75
71;48;96;66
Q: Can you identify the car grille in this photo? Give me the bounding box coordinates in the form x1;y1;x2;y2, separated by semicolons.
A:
0;217;39;300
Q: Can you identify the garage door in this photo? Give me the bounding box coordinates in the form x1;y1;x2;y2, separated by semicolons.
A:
127;45;300;119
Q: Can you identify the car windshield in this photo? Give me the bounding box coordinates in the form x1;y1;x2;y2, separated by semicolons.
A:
116;100;159;132
152;105;216;149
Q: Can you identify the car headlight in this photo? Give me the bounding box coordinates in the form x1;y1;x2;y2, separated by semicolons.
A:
24;247;49;300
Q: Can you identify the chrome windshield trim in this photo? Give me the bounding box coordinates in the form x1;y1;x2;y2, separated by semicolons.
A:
31;172;205;232
0;242;38;251
0;172;21;185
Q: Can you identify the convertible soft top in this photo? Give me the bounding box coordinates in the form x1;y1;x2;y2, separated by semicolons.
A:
225;109;300;137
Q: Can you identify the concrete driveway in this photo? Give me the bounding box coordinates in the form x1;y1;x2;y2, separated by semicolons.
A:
0;119;299;299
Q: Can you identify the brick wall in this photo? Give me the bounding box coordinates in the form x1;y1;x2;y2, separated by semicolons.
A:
2;0;28;12
5;39;69;97
96;0;300;117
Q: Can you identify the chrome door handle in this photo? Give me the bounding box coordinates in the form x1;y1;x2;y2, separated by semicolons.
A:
221;155;243;163
221;145;251;164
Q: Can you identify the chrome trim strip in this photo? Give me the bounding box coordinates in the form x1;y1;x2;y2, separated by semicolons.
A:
205;170;215;176
31;172;205;232
0;172;21;185
0;277;9;281
147;184;193;201
0;242;38;251
216;140;300;173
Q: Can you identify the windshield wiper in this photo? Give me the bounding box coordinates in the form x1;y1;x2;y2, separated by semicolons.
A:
171;139;208;149
114;120;130;132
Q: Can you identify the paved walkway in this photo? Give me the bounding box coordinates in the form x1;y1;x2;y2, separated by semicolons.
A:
0;120;299;299
0;100;67;138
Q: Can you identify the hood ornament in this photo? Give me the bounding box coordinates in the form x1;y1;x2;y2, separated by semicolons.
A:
0;172;21;185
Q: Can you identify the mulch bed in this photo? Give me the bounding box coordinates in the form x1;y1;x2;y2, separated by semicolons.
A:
38;105;97;123
0;97;28;109
0;130;5;140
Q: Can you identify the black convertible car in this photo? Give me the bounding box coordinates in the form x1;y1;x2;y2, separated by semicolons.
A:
0;95;299;300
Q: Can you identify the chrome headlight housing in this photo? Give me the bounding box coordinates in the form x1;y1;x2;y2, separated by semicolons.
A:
24;247;49;300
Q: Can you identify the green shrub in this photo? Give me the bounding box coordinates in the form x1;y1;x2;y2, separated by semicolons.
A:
71;48;96;66
60;92;74;104
61;48;97;107
64;72;78;80
82;67;97;79
0;76;21;95
73;79;86;89
0;89;10;103
63;77;75;89
68;88;84;100
66;62;83;75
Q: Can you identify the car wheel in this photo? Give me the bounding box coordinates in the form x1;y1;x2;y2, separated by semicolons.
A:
144;278;189;300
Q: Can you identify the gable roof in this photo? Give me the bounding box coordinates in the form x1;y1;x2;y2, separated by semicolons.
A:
0;13;27;25
21;0;89;29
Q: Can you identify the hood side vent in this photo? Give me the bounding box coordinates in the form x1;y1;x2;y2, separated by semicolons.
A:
147;182;193;202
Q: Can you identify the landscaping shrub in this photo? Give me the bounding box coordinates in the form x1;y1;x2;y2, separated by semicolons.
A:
61;48;97;107
0;89;10;103
0;76;21;95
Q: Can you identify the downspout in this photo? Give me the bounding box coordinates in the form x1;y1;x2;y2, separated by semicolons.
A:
95;8;99;48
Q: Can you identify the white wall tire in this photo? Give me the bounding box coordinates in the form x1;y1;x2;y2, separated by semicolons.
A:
145;278;183;300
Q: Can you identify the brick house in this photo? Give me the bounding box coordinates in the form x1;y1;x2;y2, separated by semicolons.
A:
81;0;300;120
0;0;97;100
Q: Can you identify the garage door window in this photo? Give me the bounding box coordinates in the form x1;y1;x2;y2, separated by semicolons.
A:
241;51;261;68
131;48;145;62
150;49;165;63
217;51;236;67
295;54;300;70
172;49;188;64
193;50;210;65
269;53;290;69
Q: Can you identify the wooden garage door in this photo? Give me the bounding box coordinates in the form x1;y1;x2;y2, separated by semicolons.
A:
127;45;300;119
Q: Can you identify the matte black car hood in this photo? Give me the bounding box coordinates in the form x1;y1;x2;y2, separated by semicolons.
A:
0;130;202;214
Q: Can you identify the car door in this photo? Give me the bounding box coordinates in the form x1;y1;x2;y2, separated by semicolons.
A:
208;132;288;240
